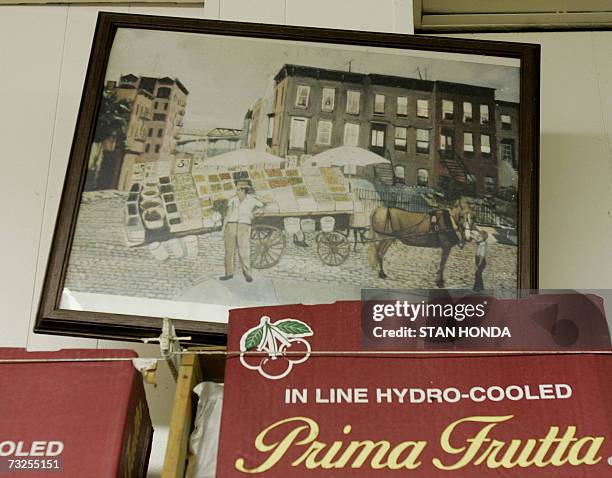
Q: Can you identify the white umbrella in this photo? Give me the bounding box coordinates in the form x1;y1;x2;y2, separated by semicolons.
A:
312;146;390;167
204;148;283;168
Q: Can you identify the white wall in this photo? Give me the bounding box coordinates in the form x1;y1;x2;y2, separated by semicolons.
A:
453;30;612;289
0;2;413;476
2;2;612;477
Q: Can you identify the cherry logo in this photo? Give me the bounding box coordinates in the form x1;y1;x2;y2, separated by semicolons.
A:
239;316;313;380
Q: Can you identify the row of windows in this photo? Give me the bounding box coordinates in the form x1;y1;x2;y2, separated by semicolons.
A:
442;100;495;125
462;132;492;155
392;167;496;193
372;94;430;117
132;96;186;120
395;167;430;187
128;124;146;140
289;117;434;152
154;101;169;111
155;87;186;107
289;117;494;158
133;104;151;119
148;127;165;138
392;127;429;153
294;85;431;118
143;143;176;155
292;85;514;130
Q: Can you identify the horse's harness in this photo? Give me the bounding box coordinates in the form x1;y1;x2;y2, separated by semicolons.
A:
383;208;428;237
379;207;463;245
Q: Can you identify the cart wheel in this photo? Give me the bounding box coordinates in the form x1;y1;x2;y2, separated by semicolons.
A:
250;225;286;269
316;231;350;266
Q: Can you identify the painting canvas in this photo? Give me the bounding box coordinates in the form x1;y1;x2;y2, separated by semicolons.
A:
36;14;539;342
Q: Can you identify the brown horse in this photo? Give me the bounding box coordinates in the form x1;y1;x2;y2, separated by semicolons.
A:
368;202;471;288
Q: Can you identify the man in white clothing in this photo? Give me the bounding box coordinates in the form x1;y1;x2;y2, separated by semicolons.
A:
220;181;263;282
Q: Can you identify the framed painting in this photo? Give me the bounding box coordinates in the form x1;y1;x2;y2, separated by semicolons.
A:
36;12;539;343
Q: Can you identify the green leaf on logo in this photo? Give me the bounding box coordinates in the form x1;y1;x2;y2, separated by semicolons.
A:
276;320;313;336
244;326;264;351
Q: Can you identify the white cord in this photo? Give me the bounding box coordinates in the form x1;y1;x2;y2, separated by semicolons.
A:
0;349;608;364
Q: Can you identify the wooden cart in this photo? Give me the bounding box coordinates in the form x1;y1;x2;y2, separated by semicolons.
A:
249;211;356;269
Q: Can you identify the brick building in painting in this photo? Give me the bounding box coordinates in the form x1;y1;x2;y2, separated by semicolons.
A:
432;81;497;196
100;74;189;190
261;64;504;196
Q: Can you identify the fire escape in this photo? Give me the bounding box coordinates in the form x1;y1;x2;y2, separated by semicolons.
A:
439;140;476;196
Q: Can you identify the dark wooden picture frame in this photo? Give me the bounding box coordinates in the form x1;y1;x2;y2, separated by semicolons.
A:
35;12;539;344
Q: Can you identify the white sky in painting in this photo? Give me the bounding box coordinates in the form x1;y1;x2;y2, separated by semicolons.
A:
106;28;521;132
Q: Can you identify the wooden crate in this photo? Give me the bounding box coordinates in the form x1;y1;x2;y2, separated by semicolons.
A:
162;347;226;478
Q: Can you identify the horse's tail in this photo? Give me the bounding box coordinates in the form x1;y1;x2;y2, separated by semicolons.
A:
368;208;382;270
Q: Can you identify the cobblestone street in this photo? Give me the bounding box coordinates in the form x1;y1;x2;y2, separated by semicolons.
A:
65;193;517;302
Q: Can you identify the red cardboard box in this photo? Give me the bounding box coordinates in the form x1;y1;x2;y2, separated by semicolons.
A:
0;348;152;478
217;302;612;477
